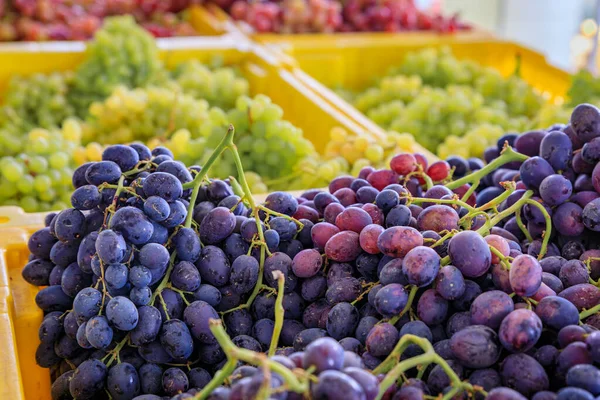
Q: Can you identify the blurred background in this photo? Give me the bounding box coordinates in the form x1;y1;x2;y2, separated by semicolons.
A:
441;0;596;71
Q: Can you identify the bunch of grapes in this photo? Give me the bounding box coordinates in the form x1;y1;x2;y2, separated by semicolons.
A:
0;0;199;41
229;0;343;34
83;85;211;144
219;0;470;34
21;102;600;400
171;60;250;110
0;71;75;131
342;47;562;158
0;120;89;211
68;16;168;118
567;70;600;107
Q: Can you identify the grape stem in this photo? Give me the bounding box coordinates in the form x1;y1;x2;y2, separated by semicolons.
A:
521;199;552;260
445;146;528;190
268;271;285;357
373;334;475;400
388;285;418;325
580;303;600;320
191;319;309;400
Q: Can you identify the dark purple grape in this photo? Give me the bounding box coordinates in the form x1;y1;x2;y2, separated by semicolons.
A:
557;388;594;400
69;359;107;399
499;309;542;353
557;342;593;376
540;130;573;171
515;130;547;156
264;191;298;216
374;283;408;317
416;289;448;326
401;246;440;287
470;290;514;329
292;249;323;278
365;322;398;357
539;174;572;206
535;295;580;331
326;302;360;340
452;280;481;311
196;245;230;288
559;260;590;288
303;337;344;373
520;157;555;189
447;231;491;278
571;103;600;143
109;207;154;245
487;387;527;400
344;367;379;400
162;368;189;397
294;328;328;351
450;325;501;368
434;265;465;300
500;353;549;396
582;198;600;231
566;364;600;395
469;368;501;396
326;277;361;305
559;283;600;310
426;360;463;395
107;362;140;400
312;370;366;400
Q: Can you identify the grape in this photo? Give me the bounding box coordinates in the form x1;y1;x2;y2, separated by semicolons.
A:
401;246;440;287
325;231;361;262
229;255;259;294
520;157;555;189
500;353;549;396
487;388;527;400
470;290;514;329
131;306;162;347
312;222;341;251
509;255;542;296
377;226;423;258
170;261;201;292
85;315;113;350
447;231;492;278
107;362;140;400
416;205;459;233
557;342;593;376
571;103;600;142
326;302;360;340
374;283;408;317
450;325;501;368
326;277;361;304
539;174;573;206
558;283;600;310
292;249;323;278
22;259;54;286
106;296;139;331
196;246;230;287
416;289;448;325
499;309;542;353
69;359;108;399
162;368;189;397
365;322;398;357
427;360;464;395
434;265;466;300
336;207;373;233
540;130;573;171
565;364;600;395
109;207;154;245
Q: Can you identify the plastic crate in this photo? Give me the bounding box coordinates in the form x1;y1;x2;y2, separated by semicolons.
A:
258;36;571;145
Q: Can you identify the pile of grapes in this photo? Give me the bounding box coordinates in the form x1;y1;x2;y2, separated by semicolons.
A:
215;0;469;34
21;102;600;400
337;47;568;159
0;0;199;41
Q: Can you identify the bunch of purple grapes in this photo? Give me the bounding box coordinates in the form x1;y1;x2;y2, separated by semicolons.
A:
21;104;600;400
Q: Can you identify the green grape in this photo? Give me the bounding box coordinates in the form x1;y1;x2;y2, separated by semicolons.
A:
49;152;69;169
0;179;18;199
20;196;39;213
33;175;52;193
0;158;24;182
16;175;34;194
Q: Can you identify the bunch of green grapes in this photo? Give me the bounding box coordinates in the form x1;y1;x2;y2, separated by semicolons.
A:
172;61;250;110
389;85;528;151
437;123;505;159
353;75;423;114
0;72;75;131
68;16;168;118
397;47;545;118
84;86;211;144
0;121;85;212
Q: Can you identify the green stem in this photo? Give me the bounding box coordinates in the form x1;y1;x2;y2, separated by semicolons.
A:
408;196;475;213
522;199;552;260
580;303;600;320
515;207;534;242
104;334;129;368
460;182;478;204
268;272;285;357
183;126;236;228
194;359;238;400
476;190;534;235
445;147;528;190
208;319;308;393
388;285;418;326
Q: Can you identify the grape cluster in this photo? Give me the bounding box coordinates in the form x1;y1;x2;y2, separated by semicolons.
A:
68;16;169;118
21;103;600;400
0;0;198;41
341;47;564;158
219;0;470;34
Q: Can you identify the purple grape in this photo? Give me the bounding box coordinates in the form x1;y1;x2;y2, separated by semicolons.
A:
519;157;555;189
509;255;542;297
447;231;492;278
539;174;572;206
499;309;542;353
434;265;465;300
416;289;448;326
571;103;600;142
402;246;440;287
303;337;344;373
365;323;398;357
500;353;549;396
470;290;514;329
312;370;366;400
